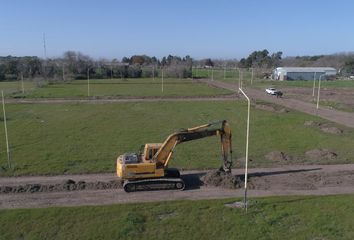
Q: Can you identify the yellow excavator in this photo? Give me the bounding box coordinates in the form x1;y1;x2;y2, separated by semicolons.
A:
116;120;232;192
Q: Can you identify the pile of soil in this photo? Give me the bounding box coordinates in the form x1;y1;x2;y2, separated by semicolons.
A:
255;103;290;113
304;121;343;134
201;170;242;189
265;151;291;162
0;179;122;194
305;148;338;160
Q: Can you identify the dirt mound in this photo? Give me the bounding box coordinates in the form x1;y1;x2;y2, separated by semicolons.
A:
265;151;291;162
305;148;338;160
201;170;242;189
304;121;343;134
0;179;122;194
255;104;290;113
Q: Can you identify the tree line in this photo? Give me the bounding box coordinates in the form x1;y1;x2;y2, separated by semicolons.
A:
1;50;354;82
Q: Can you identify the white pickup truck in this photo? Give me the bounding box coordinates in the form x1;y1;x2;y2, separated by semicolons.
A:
265;87;282;95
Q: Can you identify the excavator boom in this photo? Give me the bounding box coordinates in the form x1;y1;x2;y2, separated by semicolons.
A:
153;120;232;171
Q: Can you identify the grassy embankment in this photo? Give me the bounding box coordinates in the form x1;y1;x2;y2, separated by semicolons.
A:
0;194;354;239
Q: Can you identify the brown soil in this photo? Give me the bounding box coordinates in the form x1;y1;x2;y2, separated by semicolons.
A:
304;121;343;134
202;170;243;189
255;103;290;113
2;164;354;209
0;179;122;194
265;151;292;162
305;148;338;160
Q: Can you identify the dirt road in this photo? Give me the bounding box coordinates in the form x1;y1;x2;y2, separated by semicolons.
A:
201;79;354;128
5;95;238;104
1;164;354;209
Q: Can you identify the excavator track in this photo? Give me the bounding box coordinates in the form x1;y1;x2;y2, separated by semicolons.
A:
123;178;185;193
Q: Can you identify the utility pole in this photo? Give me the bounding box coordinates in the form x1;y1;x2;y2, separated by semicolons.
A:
239;88;250;212
153;65;155;81
2;91;11;169
87;67;90;97
316;74;325;109
161;68;164;93
251;68;254;85
312;72;317;97
21;73;25;94
111;64;113;80
62;64;65;81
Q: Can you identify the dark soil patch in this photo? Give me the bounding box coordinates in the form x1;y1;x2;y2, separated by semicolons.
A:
305;148;338;160
201;170;243;189
0;179;123;194
255;103;290;113
265;151;292;162
304;121;343;134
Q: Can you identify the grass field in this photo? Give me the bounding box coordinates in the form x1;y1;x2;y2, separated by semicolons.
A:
2;78;232;98
1;194;354;239
1;101;354;176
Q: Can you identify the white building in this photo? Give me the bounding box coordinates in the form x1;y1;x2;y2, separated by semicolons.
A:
272;67;337;81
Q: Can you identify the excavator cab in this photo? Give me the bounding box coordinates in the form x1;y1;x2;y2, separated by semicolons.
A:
142;144;162;162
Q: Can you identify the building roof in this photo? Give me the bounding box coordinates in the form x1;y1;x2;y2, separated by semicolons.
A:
275;67;336;73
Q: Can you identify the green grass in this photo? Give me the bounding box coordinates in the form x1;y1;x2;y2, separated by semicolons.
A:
1;194;354;239
1;101;354;176
8;78;232;98
0;81;36;95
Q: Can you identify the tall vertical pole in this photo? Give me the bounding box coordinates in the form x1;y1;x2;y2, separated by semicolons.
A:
312;72;317;97
211;68;214;81
2;91;11;169
62;64;65;81
111;64;113;80
239;88;250;212
251;68;254;85
21;73;25;94
317;74;324;109
224;67;226;80
87;67;90;97
161;68;164;93
153;65;155;81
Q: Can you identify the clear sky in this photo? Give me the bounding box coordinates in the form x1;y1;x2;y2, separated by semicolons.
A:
1;0;354;60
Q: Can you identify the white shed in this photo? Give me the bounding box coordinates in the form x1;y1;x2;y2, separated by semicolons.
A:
272;67;337;81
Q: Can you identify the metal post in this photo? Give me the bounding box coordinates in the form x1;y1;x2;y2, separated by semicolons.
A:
2;91;11;169
317;74;325;109
161;69;164;93
111;64;113;80
21;73;25;94
87;68;90;97
224;67;226;80
211;68;214;81
312;72;316;97
62;64;65;81
239;88;250;212
251;68;254;85
153;65;155;81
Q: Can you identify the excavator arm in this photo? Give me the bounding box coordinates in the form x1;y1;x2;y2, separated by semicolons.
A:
153;120;232;172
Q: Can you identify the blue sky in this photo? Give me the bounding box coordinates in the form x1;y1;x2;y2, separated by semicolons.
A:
1;0;354;59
